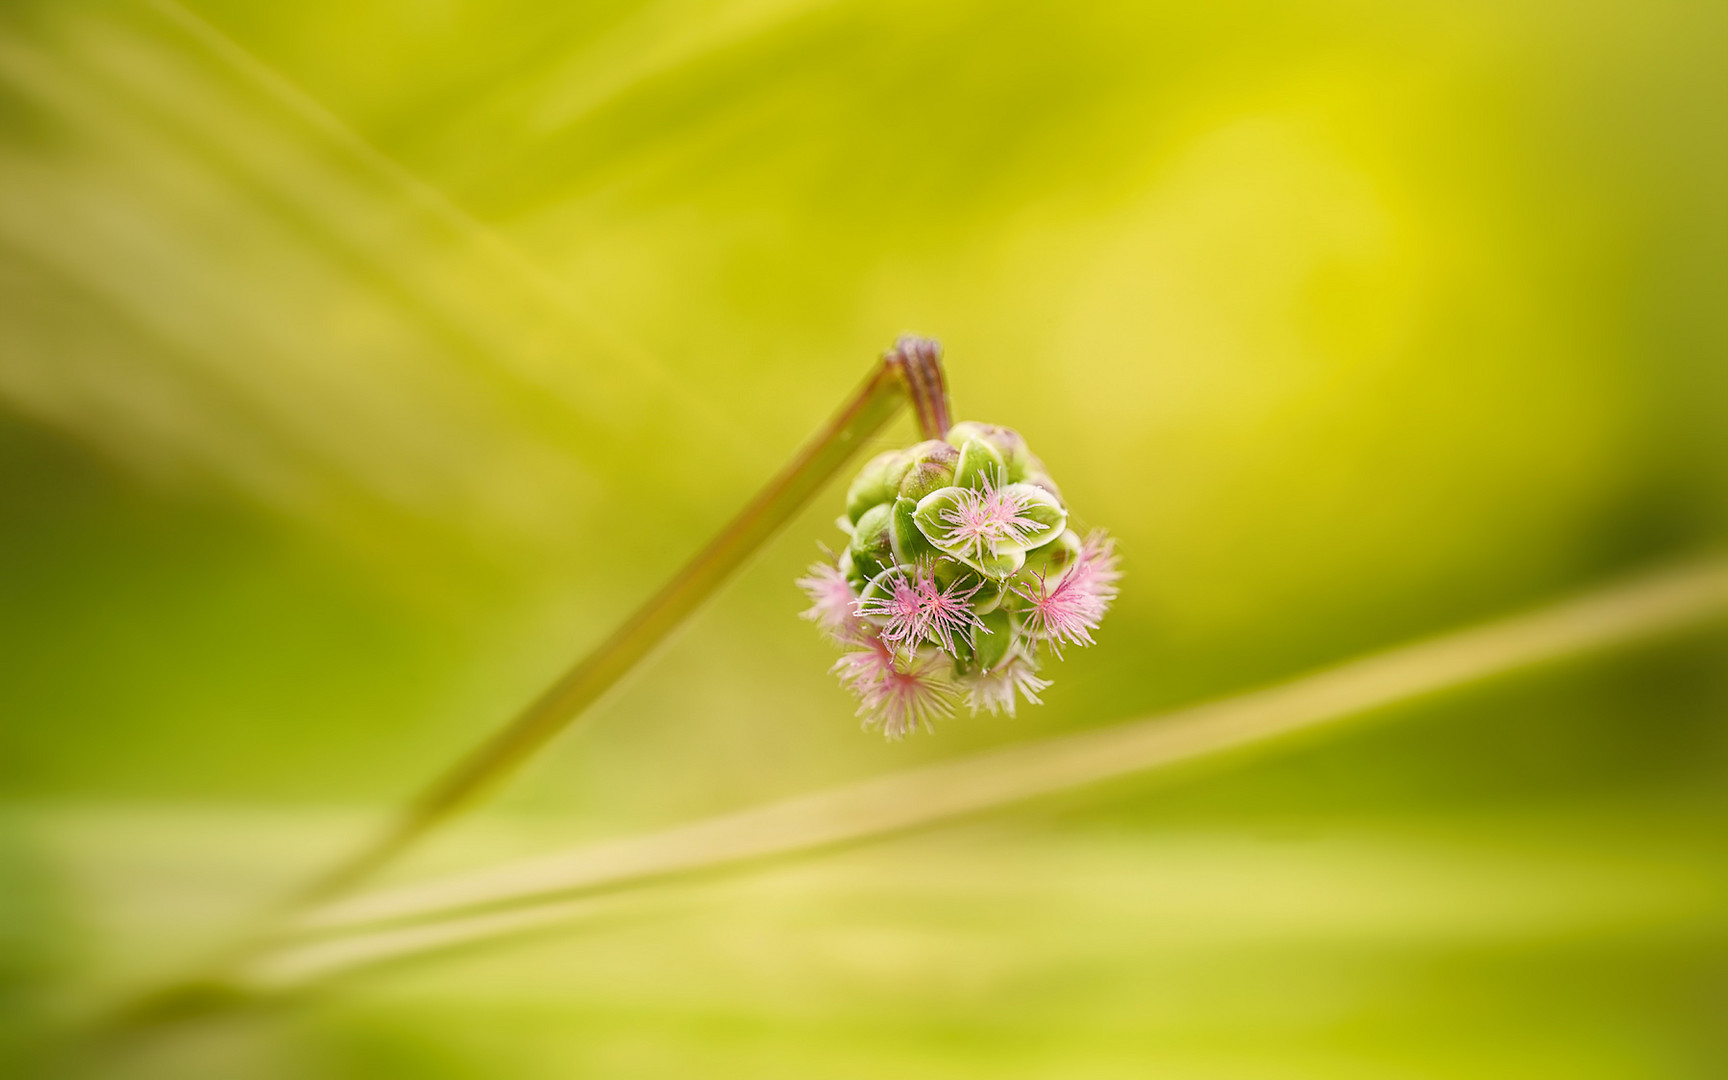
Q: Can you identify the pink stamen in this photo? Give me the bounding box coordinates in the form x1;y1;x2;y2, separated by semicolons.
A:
855;648;957;739
1014;530;1121;657
937;476;1042;560
912;570;988;656
797;560;866;643
963;649;1051;718
831;635;898;696
856;566;989;658
853;569;929;648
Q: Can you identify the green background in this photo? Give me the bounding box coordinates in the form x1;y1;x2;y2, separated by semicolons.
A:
1;0;1724;1075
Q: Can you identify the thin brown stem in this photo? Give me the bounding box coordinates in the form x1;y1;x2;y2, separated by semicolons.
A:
888;335;951;439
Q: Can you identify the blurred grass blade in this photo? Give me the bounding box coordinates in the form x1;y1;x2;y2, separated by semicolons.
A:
140;0;721;428
240;555;1728;988
0;0;751;558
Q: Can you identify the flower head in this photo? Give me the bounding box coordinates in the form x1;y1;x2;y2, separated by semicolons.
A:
803;402;1118;739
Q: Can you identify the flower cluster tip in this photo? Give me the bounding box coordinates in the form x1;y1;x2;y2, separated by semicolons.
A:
798;413;1119;739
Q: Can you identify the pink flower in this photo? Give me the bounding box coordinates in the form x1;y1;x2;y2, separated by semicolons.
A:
853;567;929;648
855;566;988;658
962;649;1051;718
1015;530;1121;657
913;571;988;656
831;635;898;696
1068;530;1122;605
797;560;866;643
861;651;958;739
935;475;1042;560
832;636;957;739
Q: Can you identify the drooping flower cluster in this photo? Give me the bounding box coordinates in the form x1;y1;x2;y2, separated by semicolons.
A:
797;421;1120;738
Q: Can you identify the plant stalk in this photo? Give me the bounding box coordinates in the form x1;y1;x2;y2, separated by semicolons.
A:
300;342;946;907
95;340;950;1035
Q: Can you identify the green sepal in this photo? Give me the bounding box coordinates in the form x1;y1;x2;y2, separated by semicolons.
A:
1009;484;1069;541
838;548;866;592
1021;527;1082;580
963;546;1025;580
889;497;940;566
909;487;955;551
948;629;976;675
953;437;1006;491
848;502;895;582
973;607;1013;672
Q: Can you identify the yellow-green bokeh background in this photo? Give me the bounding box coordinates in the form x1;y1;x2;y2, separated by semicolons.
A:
2;0;1725;1075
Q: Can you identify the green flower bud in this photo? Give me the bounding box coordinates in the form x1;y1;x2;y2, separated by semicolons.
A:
895;439;960;502
1019;471;1063;501
953;436;1007;490
849;502;895;581
836;548;866;593
946;420;1048;484
845;449;906;524
889;496;940;565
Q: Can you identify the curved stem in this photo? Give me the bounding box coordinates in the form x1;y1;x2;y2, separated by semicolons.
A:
97;342;948;1035
297;356;915;908
888;335;951;439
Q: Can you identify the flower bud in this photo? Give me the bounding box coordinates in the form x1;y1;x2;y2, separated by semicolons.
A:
837;547;863;591
848;502;896;582
845;449;907;524
895;439;959;502
889;496;940;565
953;437;1007;491
946;421;1049;485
